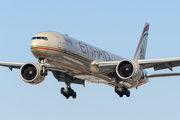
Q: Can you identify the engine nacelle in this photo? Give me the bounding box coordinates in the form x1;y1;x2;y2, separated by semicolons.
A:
20;63;45;85
116;59;143;81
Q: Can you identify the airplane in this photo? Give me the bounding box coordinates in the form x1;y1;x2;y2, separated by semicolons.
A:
1;22;180;99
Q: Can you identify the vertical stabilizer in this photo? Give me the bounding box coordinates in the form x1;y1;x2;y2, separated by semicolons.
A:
133;23;149;61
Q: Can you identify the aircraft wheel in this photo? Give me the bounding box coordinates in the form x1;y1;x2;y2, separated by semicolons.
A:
69;87;74;93
65;94;70;99
61;87;65;94
60;86;77;99
115;86;118;93
119;93;123;97
121;86;126;93
72;92;77;99
126;90;130;97
40;70;48;76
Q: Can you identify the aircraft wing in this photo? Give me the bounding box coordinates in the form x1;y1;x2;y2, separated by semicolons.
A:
0;61;67;73
137;57;180;71
95;57;180;72
0;61;85;86
93;57;180;79
0;61;25;70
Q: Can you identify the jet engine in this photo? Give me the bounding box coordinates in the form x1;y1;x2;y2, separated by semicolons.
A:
116;59;143;81
20;63;45;84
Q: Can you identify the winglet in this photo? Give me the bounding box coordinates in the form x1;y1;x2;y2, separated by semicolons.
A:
133;23;149;61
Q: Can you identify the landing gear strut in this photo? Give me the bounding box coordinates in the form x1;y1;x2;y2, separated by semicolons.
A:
115;85;130;97
38;58;48;76
60;73;77;99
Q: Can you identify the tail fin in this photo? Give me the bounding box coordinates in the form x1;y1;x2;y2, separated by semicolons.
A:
133;22;149;61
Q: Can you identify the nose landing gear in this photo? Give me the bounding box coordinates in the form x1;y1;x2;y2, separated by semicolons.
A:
38;58;48;76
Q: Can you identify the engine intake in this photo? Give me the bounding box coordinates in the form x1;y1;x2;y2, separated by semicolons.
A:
20;63;45;84
118;61;133;77
116;59;142;81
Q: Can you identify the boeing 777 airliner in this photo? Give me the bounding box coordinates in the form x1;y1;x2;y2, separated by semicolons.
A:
1;23;180;99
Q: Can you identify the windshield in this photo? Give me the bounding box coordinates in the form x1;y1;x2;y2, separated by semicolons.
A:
31;36;48;40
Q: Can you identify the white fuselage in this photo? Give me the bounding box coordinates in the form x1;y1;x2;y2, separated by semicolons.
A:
30;31;148;88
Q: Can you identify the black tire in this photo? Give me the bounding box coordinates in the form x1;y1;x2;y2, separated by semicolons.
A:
65;94;70;99
40;70;48;76
60;87;65;94
126;90;130;97
66;95;69;99
115;86;118;93
44;70;48;76
119;92;123;97
121;86;126;93
72;92;77;99
71;89;74;93
68;88;72;95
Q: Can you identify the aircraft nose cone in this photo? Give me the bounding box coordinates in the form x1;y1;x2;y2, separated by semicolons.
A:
30;39;48;58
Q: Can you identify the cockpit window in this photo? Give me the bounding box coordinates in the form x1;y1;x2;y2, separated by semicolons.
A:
31;36;48;40
32;37;36;39
44;37;48;40
37;37;41;39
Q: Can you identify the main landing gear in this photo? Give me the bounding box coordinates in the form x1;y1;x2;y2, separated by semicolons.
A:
60;74;77;99
114;77;130;98
61;87;77;99
115;85;130;97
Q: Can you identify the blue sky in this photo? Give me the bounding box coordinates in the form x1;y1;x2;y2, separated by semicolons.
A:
0;0;180;120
